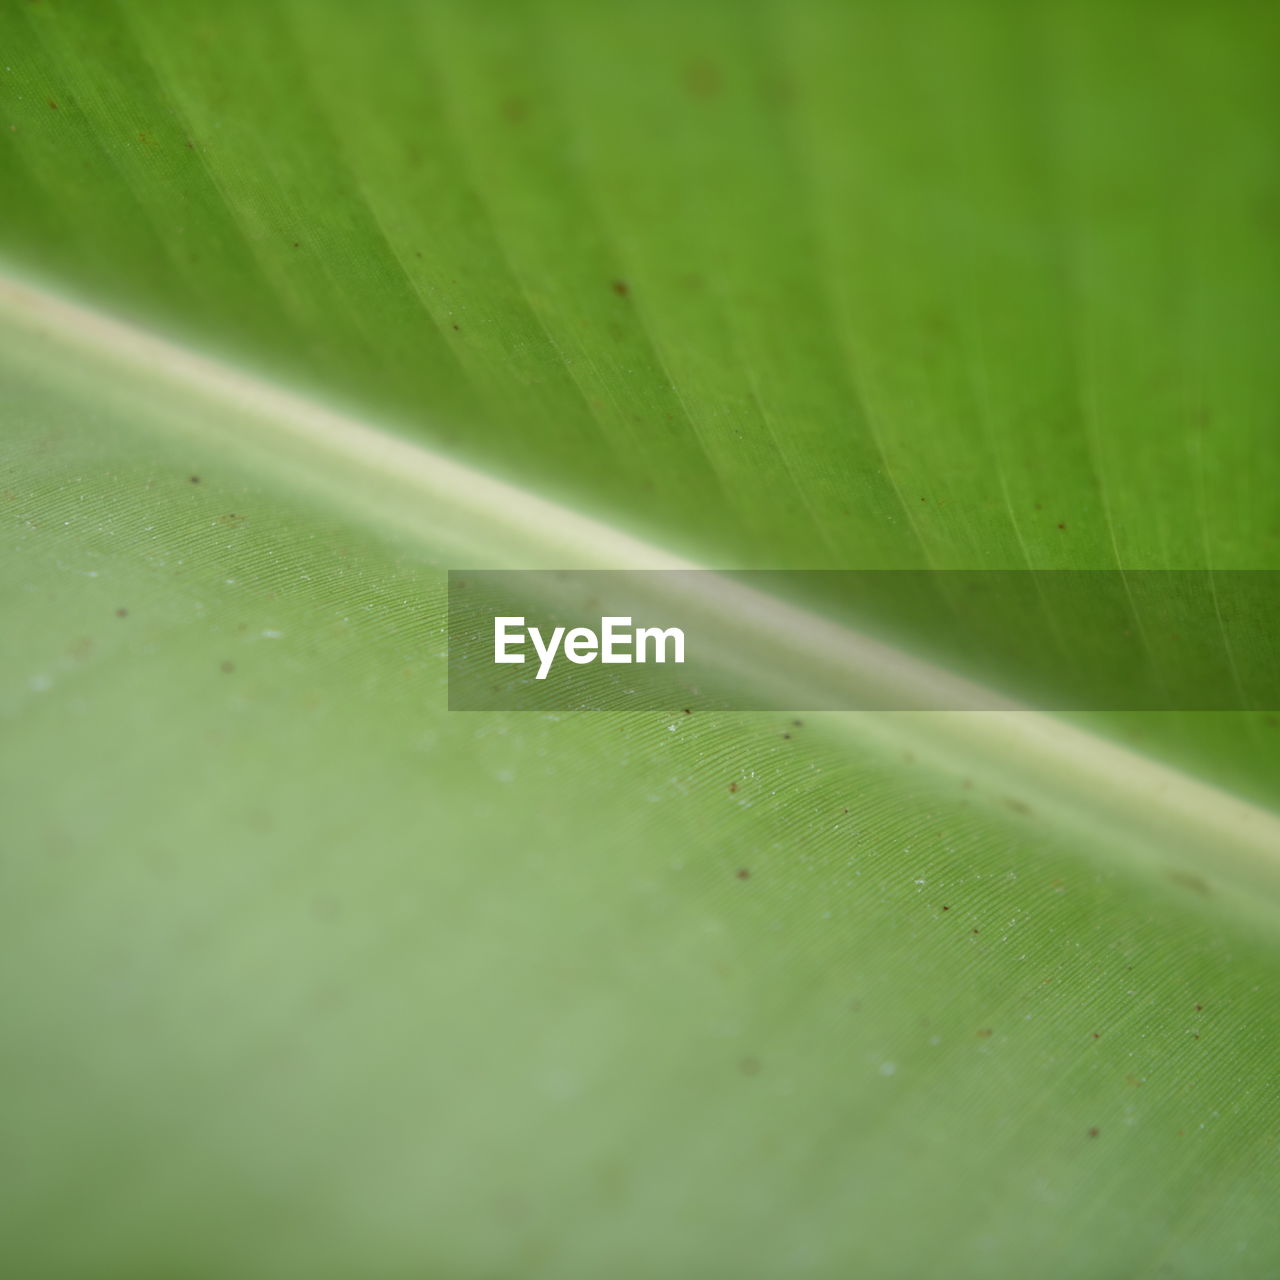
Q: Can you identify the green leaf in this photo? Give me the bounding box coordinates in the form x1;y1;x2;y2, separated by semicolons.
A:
2;4;1278;1277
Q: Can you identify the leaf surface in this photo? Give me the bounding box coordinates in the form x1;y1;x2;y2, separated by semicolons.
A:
2;4;1278;1276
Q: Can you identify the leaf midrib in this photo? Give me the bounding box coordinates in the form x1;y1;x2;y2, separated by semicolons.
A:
4;264;1278;901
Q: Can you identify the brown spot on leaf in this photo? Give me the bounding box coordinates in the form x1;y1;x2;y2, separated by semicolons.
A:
1167;869;1211;897
220;660;235;674
115;608;128;618
728;781;737;794
684;59;721;99
1088;1127;1100;1139
501;95;530;124
611;279;629;297
736;868;750;881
